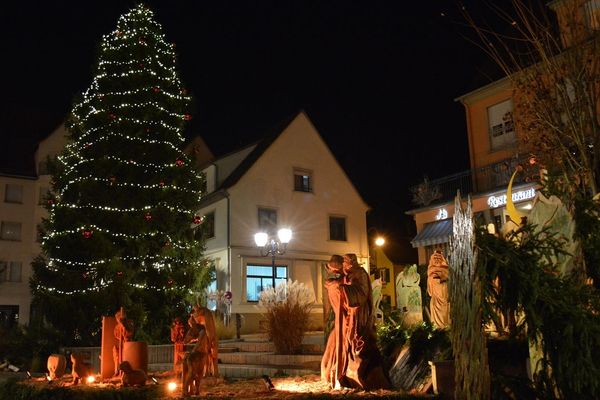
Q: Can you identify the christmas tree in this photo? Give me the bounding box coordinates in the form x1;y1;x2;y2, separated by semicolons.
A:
31;4;210;345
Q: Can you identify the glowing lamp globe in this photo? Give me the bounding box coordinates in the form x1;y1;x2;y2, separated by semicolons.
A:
254;232;268;247
375;237;385;247
277;228;292;244
167;381;177;392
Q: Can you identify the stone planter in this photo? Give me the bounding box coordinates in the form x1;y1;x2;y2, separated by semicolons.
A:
430;359;454;399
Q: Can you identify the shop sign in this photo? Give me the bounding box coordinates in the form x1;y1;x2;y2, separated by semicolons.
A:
487;187;536;208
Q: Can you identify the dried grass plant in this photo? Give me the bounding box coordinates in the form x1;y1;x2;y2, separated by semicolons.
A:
259;280;314;354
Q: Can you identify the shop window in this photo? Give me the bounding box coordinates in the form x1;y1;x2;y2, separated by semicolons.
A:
245;264;287;302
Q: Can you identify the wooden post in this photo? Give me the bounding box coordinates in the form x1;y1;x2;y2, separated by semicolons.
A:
100;316;117;379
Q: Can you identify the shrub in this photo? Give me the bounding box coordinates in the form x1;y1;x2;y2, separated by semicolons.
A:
259;280;314;354
215;317;236;340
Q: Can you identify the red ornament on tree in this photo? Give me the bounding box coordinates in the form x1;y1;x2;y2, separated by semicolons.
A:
181;88;187;95
164;241;172;248
138;37;146;45
47;199;54;206
159;181;165;188
167;279;174;286
153;86;160;93
109;176;117;185
115;30;122;37
82;229;93;238
145;212;152;221
193;215;202;224
84;142;92;149
109;113;117;120
117;271;123;277
175;159;184;167
183;114;192;121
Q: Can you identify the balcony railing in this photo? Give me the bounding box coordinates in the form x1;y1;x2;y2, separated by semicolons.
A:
410;156;540;207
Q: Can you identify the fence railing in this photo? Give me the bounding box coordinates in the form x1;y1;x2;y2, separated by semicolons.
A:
410;156;540;207
62;343;196;373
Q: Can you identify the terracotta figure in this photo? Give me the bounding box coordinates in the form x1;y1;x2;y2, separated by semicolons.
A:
47;354;66;381
321;254;390;390
396;264;423;326
113;307;134;376
427;251;450;329
71;353;92;385
170;317;187;372
182;320;209;397
187;305;219;377
119;360;147;386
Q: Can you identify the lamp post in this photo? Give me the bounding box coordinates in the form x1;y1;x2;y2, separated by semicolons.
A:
254;228;292;290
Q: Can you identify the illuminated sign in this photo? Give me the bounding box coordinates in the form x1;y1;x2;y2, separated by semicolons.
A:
435;208;448;220
487;188;536;208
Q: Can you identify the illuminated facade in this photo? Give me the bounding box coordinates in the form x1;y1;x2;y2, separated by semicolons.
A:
407;78;540;265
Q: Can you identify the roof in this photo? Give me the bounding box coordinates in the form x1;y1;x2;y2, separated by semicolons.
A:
410;219;453;248
217;111;300;190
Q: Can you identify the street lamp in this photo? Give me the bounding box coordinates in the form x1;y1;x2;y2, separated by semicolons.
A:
254;228;292;289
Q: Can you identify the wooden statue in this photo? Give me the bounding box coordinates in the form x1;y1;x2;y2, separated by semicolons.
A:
70;353;92;385
119;360;147;386
170;317;187;372
321;254;390;390
189;305;219;377
47;354;66;381
182;319;209;397
112;307;134;376
427;250;450;329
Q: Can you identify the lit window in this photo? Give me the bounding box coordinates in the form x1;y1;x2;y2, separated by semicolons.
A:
4;184;23;204
329;216;347;241
0;222;22;241
258;208;277;235
294;169;312;193
245;264;287;302
487;99;516;151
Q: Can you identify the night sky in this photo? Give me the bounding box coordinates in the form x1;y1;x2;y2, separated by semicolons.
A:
0;1;504;256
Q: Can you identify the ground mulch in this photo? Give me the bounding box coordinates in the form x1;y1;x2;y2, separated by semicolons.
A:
10;373;431;399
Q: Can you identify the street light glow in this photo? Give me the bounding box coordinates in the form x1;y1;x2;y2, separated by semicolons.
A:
375;237;385;247
254;232;268;247
277;228;292;244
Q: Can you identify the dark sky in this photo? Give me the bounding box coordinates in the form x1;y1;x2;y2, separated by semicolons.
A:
0;1;502;252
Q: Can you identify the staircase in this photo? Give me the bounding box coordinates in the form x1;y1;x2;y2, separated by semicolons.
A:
148;331;325;379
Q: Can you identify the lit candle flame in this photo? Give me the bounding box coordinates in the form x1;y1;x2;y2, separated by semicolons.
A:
86;375;96;384
167;381;177;392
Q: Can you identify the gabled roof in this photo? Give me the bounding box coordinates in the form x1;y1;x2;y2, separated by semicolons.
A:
216;111;301;190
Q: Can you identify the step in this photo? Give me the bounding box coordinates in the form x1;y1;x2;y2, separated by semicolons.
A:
218;363;319;379
148;362;320;379
219;341;325;354
219;351;321;369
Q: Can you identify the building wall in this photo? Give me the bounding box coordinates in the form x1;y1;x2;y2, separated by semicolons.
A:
0;175;38;325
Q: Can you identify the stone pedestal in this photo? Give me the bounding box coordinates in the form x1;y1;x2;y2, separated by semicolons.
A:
123;341;148;373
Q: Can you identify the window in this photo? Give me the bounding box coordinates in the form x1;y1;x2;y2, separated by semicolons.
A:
0;305;19;329
329;216;347;241
0;262;7;282
487;99;516;150
258;208;277;234
0;222;22;241
8;262;22;282
4;184;23;204
294;169;312;192
203;211;215;239
39;186;50;205
246;264;287;302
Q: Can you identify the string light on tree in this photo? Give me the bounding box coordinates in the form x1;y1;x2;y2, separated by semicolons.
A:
31;4;209;347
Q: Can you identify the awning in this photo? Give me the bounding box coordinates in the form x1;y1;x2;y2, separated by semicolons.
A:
411;219;453;248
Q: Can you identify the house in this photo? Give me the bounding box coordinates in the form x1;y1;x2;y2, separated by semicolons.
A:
0;124;68;327
195;111;370;333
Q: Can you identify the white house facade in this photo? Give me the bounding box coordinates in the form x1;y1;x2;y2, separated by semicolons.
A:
0;124;67;327
196;112;370;333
